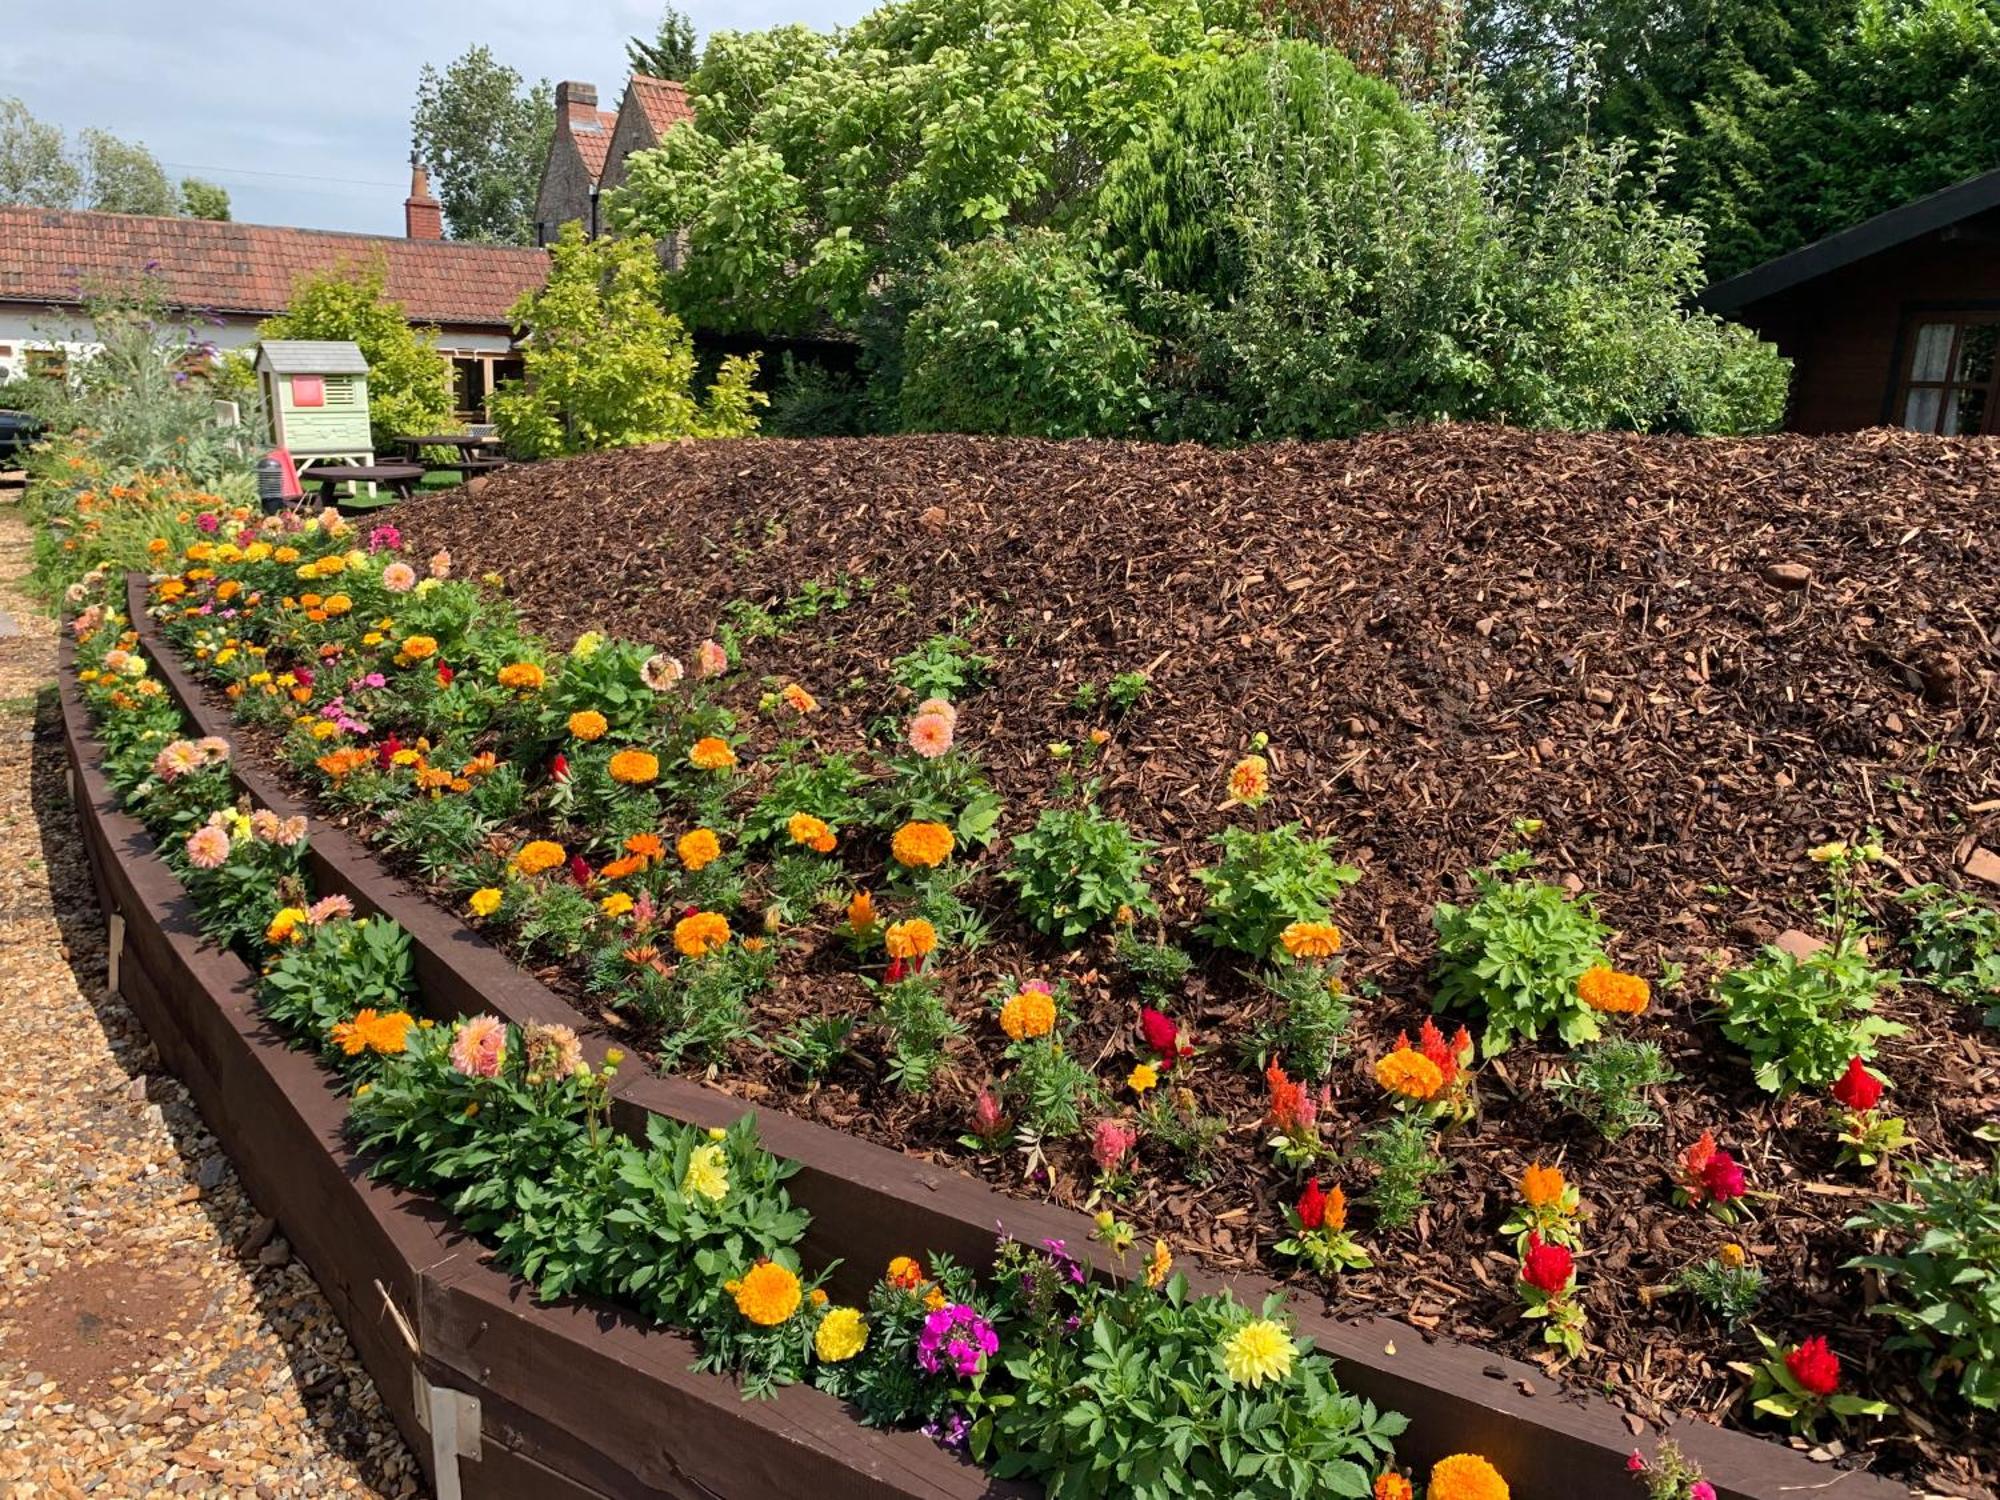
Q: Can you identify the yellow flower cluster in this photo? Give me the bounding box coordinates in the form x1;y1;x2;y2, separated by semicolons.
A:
999;987;1057;1041
513;840;567;876
678;828;722;870
674;911;731;958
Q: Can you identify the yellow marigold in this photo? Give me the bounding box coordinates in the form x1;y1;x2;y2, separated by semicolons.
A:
601;892;635;918
780;682;819;714
1375;1476;1414;1500
1222;1319;1295;1388
1128;1062;1159;1096
399;634;437;660
883;918;937;960
1718;1242;1747;1269
787;813;836;853
677;828;723;870
266;907;308;945
1279;921;1343;960
609;749;660;785
1375;1046;1444;1101
468;887;503;918
674;910;731;958
814;1306;868;1363
689;736;737;771
497;661;546;691
891;820;954;868
322;593;351;616
1226;754;1270;805
1427;1454;1510;1500
1520;1163;1567;1208
727;1261;802;1326
999;987;1058;1041
568;710;608;741
274;546;300;564
513;840;567;876
1577;966;1650;1015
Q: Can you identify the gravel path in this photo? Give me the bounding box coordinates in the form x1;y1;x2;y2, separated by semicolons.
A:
0;498;424;1499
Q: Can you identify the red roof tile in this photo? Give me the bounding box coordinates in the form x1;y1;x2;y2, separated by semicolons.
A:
628;76;693;141
0;207;548;327
565;101;620;179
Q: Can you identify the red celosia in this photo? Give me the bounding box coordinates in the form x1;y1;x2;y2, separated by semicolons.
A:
1702;1149;1746;1203
1785;1335;1841;1397
1296;1178;1327;1231
1265;1060;1316;1135
376;733;401;770
567;854;592;886
1520;1232;1575;1296
1416;1018;1459;1089
1139;1007;1191;1069
551;751;570;783
436;660;454;687
1831;1056;1884;1113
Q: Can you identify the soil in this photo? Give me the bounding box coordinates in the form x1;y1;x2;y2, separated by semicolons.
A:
0;1253;206;1406
351;426;1997;1494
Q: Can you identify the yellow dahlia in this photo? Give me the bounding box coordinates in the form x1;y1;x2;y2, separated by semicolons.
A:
682;1142;730;1202
1226;754;1270;805
1222;1319;1295;1388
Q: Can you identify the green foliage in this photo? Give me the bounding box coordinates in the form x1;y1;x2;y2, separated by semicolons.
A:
1544;1037;1677;1139
0;97;82;208
1114;925;1195;1004
1714;938;1906;1094
1430;858;1611;1055
1249;963;1354;1079
411;45;554;244
889;630;992;701
900;229;1152;438
1674;1254;1765;1328
79;127;177;215
259;257;455;446
762;353;872;437
261;916;417;1050
1902;884;2000;1022
1194;823;1360;957
1104;672;1151;712
1848;1153;2000;1409
1006;1035;1101;1139
490;224;764;457
630;3;701;79
178;177;230;220
767;1014;856;1081
1003;800;1157;944
870;972;964;1092
1355;1115;1449;1230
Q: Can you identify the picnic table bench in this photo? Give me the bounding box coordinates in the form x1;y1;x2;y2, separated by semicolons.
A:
394;434;510;483
308;463;426;511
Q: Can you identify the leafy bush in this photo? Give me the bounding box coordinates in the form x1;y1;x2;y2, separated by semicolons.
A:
261;916;416;1047
1902;884;2000;1023
1848;1153;2000;1410
1430;857;1610;1054
900;229;1152;438
1004;801;1157;944
889;630;992;701
1249;963;1354;1079
1114;925;1194;1004
1544;1037;1677;1139
1356;1116;1449;1230
1714;939;1905;1094
491;223;764;457
1194;823;1360;957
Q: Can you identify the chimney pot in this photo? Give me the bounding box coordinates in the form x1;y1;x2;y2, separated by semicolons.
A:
404;156;443;241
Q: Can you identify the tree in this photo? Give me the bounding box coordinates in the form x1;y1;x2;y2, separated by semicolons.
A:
80;128;177;215
410;47;553;244
489;223;763;457
258;258;454;445
629;4;700;79
0;97;81;207
179;177;231;220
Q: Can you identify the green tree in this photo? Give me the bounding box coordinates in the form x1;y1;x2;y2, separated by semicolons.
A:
410;47;554;244
629;4;701;79
0;97;81;207
179;177;231;220
258;258;454;446
489;223;764;457
79;128;177;216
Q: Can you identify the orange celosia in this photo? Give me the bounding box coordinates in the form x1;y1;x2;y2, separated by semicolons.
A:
608;749;660;785
674;911;731;958
1279;921;1343;960
497;661;545;691
1578;965;1651;1015
883;918;937;961
1265;1060;1313;1134
891;821;954;868
678;828;723;870
1520;1163;1567;1208
689;736;737;771
999;987;1058;1042
1322;1183;1349;1232
847;890;877;932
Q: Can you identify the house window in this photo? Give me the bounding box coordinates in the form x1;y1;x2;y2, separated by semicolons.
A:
1897;315;1996;435
449;357;487;422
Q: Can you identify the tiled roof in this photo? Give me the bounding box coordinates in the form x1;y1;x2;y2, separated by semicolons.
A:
0;207;548;327
565;100;620;179
627;76;692;142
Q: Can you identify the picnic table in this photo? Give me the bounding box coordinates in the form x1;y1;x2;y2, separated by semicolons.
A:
308;463;426;510
394;433;509;483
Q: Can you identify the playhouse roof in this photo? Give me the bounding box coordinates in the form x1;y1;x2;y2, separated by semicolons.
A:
257;340;368;374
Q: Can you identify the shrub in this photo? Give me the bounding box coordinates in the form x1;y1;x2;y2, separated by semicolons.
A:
889;630;992;701
261;915;416;1048
1003;801;1158;944
1544;1037;1677;1139
1713;939;1905;1094
1194;823;1360;957
1431;856;1610;1054
900;229;1152;439
1901;884;2000;1023
1113;926;1194;1004
1848;1153;2000;1410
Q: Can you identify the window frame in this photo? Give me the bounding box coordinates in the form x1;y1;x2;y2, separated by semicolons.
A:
1887;303;2000;435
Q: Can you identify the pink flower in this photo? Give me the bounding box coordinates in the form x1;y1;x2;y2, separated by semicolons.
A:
1690;1485;1716;1500
195;512;219;534
908;711;955;759
381;562;417;594
367;523;402;552
1701;1150;1746;1203
968;1089;1008;1143
428;548;452;580
1091;1117;1136;1173
184;823;231;870
449;1014;507;1079
305;894;354;925
695;640;728;679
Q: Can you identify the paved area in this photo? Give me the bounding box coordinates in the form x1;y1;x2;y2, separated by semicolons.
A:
0;502;423;1499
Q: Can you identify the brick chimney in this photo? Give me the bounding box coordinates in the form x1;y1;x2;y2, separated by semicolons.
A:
555;80;598;117
404;154;442;240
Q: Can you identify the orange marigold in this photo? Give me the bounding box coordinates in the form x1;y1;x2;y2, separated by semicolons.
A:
497;661;545;691
399;634;437;660
891;820;954;868
689;736;737;771
568;710;608;741
316;747;374;779
1578;965;1650;1015
886;1255;926;1290
678;828;722;870
609;749;660;785
1374;1476;1414;1500
1279;921;1343;960
726;1260;802;1326
1375;1045;1444;1101
883;918;937;960
625;832;665;860
674;910;731;958
787;813;836;853
513;839;567;876
1520;1163;1567;1208
999;987;1058;1041
1427;1453;1510;1500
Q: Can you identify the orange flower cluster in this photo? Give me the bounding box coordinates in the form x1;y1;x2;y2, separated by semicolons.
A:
891;820;954;868
330;1008;414;1057
674;911;731;958
1374;1045;1444;1101
999;986;1058;1041
689;736;737;771
497;662;546;691
1577;965;1650;1015
316;747;374;780
726;1260;802;1326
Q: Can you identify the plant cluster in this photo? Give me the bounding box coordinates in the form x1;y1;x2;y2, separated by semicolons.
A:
1430;854;1612;1054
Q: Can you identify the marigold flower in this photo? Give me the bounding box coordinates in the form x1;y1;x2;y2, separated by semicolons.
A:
1226;754;1270;805
1279;921;1343;960
1221;1319;1294;1388
357;1010;413;1056
787;813;836;853
468;887;503;918
891;820;954;868
999;986;1058;1041
1520;1233;1575;1296
674;911;731;958
682;1142;730;1201
883;918;937;961
513;840;566;876
1785;1335;1841;1397
677;828;723;870
1145;1238;1173;1289
1375;1044;1444;1101
568;710;608;741
1717;1242;1748;1269
399;634;437;660
625;832;665;861
689;736;736;771
1427;1454;1510;1500
1578;965;1651;1015
780;682;818;714
727;1261;802;1326
695;639;729;678
814;1306;869;1363
1375;1477;1414;1500
1127;1061;1159;1095
1831;1055;1884;1112
450;1014;507;1078
601;892;635;918
1520;1163;1567;1208
266;907;307;945
886;1255;926;1290
496;661;545;691
907;711;955;759
608;749;659;785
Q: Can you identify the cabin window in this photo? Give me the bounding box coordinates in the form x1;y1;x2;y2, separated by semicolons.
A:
291;374;326;407
1897;315;1996;435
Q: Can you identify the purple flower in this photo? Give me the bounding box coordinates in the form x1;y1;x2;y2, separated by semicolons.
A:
921;1412;970;1451
916;1304;998;1378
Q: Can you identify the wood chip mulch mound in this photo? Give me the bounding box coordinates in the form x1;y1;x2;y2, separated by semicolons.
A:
390;426;1998;1496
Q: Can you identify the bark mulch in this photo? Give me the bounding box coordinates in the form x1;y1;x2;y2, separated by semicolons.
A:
0;502;423;1500
395;427;1999;1494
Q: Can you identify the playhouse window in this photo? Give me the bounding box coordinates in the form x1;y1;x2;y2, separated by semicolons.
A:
291;375;325;407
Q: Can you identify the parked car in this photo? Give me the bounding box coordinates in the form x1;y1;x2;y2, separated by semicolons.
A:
0;409;43;463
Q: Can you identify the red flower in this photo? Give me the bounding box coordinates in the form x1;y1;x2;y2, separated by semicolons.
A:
886;956;909;983
1831;1056;1883;1113
1416;1018;1460;1089
375;733;401;770
1701;1149;1746;1203
1520;1232;1574;1296
1785;1336;1841;1397
436;660;454;687
1296;1179;1327;1231
1139;1007;1191;1069
567;854;592;886
550;751;570;782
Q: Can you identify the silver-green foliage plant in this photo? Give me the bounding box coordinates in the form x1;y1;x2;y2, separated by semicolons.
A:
1430;853;1609;1054
1544;1036;1677;1139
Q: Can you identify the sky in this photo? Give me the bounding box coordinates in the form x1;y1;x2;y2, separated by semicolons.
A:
0;0;867;236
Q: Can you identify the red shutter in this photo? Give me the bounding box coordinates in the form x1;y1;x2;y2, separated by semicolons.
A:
291;375;325;407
